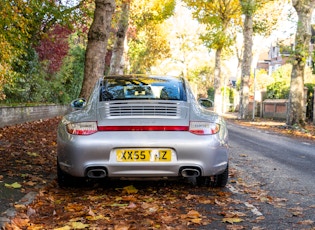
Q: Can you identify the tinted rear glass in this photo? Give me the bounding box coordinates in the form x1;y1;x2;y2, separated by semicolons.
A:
100;76;186;101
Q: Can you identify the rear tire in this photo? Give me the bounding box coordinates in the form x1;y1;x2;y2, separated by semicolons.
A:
57;160;80;188
197;164;229;188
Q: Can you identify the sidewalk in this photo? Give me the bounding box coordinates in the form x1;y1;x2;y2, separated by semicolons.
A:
223;112;315;140
223;112;285;126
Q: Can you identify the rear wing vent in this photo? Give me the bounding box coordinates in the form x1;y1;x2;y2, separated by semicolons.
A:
104;101;181;118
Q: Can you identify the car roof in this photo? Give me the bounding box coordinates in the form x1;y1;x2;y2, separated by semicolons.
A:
104;74;183;81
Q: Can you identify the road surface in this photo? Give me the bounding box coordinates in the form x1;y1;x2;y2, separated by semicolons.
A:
225;121;315;229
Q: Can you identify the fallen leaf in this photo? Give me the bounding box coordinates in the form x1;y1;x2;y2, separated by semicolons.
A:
186;210;201;218
26;224;45;230
199;198;214;204
223;211;246;218
259;196;270;202
88;206;95;216
256;216;265;221
65;203;85;212
288;207;303;217
14;204;27;210
222;218;244;224
5;182;22;189
141;203;159;213
160;214;174;224
27;152;39;157
181;209;203;224
298;219;314;225
54;226;71;230
114;224;131;230
127;202;137;208
291;211;303;216
121;195;137;202
274;197;288;202
86;215;107;221
215;199;225;206
185;194;199;200
70;222;89;229
24;181;36;186
10;217;30;228
190;218;202;224
20;174;29;178
111;203;128;207
123;185;138;194
226;225;246;230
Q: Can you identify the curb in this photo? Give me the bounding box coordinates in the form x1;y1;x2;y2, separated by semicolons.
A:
0;191;37;229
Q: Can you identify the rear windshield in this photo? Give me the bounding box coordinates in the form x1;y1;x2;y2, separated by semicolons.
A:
100;76;186;101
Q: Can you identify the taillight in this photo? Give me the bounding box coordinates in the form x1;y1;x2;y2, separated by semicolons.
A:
189;121;220;135
66;122;98;135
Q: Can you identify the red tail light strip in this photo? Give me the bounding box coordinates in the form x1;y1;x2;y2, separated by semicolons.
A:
97;126;189;131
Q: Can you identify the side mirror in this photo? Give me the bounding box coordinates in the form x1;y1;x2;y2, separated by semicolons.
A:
198;98;213;109
71;98;86;109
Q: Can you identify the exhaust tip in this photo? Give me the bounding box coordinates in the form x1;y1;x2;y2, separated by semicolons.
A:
181;168;200;178
87;168;107;178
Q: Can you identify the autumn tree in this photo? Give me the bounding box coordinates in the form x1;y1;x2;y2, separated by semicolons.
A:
36;25;73;74
79;0;116;99
238;0;254;119
238;0;287;119
152;2;216;98
127;0;176;73
0;0;33;99
286;0;315;127
110;0;130;75
183;0;242;114
1;0;84;101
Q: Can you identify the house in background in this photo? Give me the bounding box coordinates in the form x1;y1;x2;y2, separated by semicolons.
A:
256;40;293;75
256;26;315;75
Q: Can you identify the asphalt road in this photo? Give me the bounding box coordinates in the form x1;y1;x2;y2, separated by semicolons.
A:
226;121;315;229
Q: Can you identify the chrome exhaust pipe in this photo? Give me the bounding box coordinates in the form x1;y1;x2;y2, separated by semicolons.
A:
87;169;107;178
181;168;200;178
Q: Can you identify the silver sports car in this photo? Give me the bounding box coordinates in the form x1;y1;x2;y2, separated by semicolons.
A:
57;75;229;187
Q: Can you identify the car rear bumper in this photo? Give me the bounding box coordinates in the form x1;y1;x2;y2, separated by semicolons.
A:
57;130;228;178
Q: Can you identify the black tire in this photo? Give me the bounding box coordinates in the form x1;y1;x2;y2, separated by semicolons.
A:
57;160;80;188
197;164;229;188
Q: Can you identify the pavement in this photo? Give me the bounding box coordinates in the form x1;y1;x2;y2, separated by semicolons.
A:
0;192;37;228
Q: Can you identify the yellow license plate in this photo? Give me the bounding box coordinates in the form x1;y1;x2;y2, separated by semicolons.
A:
116;149;171;162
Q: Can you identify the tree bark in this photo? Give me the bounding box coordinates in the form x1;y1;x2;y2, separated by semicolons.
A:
79;0;115;99
239;12;253;119
287;0;315;126
109;1;130;75
214;48;223;114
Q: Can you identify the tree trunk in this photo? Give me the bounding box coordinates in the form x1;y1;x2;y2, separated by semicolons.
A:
239;12;253;120
214;48;223;114
79;0;115;99
286;0;315;127
109;1;130;75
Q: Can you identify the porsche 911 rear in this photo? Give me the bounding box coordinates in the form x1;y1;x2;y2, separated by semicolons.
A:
57;75;229;187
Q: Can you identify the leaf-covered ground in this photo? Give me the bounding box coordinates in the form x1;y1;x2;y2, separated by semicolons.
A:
1;116;315;229
0;118;59;214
